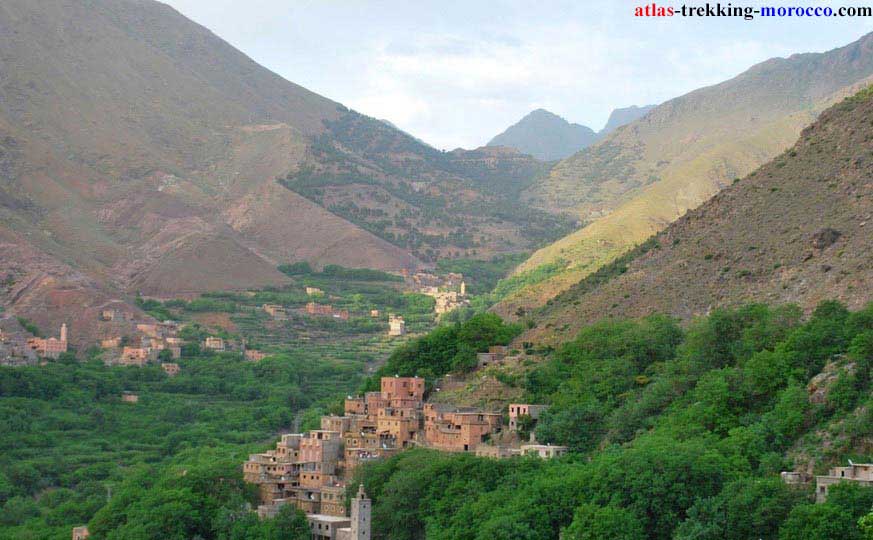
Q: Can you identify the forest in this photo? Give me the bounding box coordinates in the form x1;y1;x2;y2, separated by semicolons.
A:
0;351;355;539
352;301;873;540
3;301;872;539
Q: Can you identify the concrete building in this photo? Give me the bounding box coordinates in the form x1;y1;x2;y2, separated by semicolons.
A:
72;526;90;540
815;462;873;502
308;514;351;540
388;315;406;337
520;444;568;459
475;444;519;459
203;336;225;351
306;287;324;296
337;485;371;540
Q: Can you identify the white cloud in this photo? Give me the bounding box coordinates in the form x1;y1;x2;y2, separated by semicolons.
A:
162;0;873;150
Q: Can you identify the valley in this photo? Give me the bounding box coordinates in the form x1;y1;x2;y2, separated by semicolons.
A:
1;1;873;540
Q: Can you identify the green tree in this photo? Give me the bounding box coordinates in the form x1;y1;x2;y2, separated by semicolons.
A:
563;503;644;540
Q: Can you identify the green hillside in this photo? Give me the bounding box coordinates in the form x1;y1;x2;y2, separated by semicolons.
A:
354;301;873;540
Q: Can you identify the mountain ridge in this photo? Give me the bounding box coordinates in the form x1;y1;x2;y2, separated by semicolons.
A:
0;0;565;347
487;109;597;161
494;32;873;320
521;86;873;344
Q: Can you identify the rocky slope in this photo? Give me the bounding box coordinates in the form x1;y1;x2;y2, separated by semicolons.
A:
524;87;873;344
0;0;566;342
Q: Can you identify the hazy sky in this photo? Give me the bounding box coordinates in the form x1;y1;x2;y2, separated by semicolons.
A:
163;0;873;149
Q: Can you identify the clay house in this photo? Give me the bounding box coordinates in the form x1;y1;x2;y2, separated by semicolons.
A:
300;431;343;464
72;525;90;540
27;323;68;359
433;291;467;315
202;336;225;352
306;302;333;316
245;349;268;362
319;484;347;517
370;309;381;318
119;347;150;367
344;396;368;415
161;363;180;376
388;315;406;337
136;321;180;339
376;407;421;448
321;416;352;434
262;304;288;320
519;444;568;459
381;376;425;405
508;404;549;432
423;403;502;452
305;302;350;321
246;376;426;519
121;391;139;403
136;323;159;338
815;461;873;502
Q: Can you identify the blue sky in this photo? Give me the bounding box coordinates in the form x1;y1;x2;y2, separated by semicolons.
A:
164;0;873;149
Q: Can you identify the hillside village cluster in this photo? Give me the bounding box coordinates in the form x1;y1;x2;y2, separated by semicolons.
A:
243;372;564;539
0;270;468;370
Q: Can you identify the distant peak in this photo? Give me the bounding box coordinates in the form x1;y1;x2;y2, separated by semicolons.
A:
486;109;596;161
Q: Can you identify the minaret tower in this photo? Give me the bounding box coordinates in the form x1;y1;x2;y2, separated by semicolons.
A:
60;323;68;343
350;484;371;540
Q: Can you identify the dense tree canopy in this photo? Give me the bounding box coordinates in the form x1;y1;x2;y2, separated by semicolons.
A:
355;302;873;540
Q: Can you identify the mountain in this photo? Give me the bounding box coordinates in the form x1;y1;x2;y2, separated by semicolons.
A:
487;109;597;161
0;0;567;346
523;87;873;344
599;104;656;135
496;33;873;319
